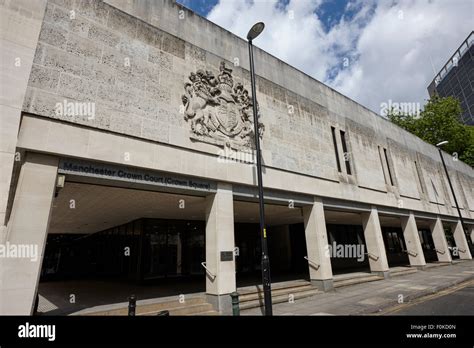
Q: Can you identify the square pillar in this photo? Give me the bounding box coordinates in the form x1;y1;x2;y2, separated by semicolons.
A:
303;197;333;291
0;0;48;243
0;153;58;315
401;213;426;268
205;182;236;314
430;218;452;263
470;225;474;244
451;221;472;260
361;207;390;278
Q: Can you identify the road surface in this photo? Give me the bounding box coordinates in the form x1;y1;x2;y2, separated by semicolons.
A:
383;280;474;315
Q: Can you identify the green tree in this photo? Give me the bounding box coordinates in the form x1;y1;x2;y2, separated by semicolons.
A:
388;96;474;167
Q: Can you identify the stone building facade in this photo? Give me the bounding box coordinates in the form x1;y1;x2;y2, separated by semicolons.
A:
0;0;473;315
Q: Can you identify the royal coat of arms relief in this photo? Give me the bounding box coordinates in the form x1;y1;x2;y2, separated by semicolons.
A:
181;61;264;151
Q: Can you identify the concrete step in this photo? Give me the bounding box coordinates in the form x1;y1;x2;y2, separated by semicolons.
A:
451;260;466;264
140;303;215;316
86;297;209;316
425;262;451;269
390;268;418;277
195;310;220;316
239;283;313;302
240;289;320;310
334;275;383;288
238;280;319;311
238;279;310;293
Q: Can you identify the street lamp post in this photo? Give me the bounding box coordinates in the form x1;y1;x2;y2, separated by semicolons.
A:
436;141;472;249
247;22;273;316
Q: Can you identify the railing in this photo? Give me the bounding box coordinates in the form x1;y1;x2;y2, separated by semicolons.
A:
365;252;379;261
432;31;473;85
303;256;320;270
435;248;446;255
458;248;467;254
405;250;418;257
201;262;216;281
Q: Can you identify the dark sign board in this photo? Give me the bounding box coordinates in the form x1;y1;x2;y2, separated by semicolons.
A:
220;251;234;262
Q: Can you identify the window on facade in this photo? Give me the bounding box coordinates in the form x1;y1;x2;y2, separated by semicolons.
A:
414;161;424;193
340;130;352;175
331;126;342;172
378;146;387;184
383;148;394;186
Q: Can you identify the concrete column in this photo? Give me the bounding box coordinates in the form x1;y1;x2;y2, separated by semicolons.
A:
0;153;58;315
361;207;390;278
303;197;333;291
470;225;474;244
205;182;235;314
430;218;452;263
451;221;472;260
0;0;48;243
401;213;426;268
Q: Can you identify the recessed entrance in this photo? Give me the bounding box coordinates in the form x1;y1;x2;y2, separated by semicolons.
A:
40;181;211;314
233;200;309;286
141;219;205;281
417;228;438;262
39;181;315;314
324;210;371;275
444;223;460;260
42;219;206;283
381;226;410;267
234;222;309;287
377;215;410;267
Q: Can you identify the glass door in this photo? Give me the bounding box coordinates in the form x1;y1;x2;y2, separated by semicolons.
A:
143;221;168;280
166;223;179;277
181;221;205;276
142;219;205;280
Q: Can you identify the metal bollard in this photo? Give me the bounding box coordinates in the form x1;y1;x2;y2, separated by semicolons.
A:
230;292;240;316
156;310;170;316
128;295;136;316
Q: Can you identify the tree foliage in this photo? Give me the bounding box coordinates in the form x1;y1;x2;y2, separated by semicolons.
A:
388;96;474;167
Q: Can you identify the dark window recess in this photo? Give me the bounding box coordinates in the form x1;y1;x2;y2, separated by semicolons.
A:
340;130;352;175
383;148;394;186
414;161;424;193
331;127;342;172
378;146;388;184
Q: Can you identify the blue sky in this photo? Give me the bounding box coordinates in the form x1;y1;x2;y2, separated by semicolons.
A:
176;0;473;115
179;0;352;32
178;0;219;16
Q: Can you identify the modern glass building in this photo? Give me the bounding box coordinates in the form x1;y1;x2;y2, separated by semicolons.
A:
428;31;474;125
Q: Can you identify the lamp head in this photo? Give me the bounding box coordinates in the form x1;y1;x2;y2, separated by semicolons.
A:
436;140;449;147
247;22;265;41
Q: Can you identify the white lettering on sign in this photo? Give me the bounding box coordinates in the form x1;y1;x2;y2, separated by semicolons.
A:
58;160;214;192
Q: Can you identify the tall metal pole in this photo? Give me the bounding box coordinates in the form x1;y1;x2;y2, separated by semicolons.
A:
248;39;273;316
438;148;472;248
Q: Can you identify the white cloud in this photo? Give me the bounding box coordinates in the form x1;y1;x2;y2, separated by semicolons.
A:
207;0;473;115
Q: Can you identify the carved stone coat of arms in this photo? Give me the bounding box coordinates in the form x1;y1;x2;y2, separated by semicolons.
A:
181;61;264;150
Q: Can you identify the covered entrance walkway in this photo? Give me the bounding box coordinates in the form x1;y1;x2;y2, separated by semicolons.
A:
39;179;317;315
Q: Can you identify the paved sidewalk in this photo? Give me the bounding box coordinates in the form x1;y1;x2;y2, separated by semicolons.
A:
241;261;474;315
